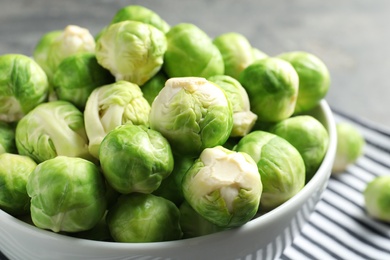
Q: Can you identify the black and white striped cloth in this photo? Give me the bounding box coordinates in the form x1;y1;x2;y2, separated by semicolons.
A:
280;108;390;260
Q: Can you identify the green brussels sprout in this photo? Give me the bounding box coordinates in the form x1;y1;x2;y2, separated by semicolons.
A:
26;156;107;233
332;122;365;173
110;5;170;33
234;130;305;211
0;54;49;122
34;26;95;101
239;57;299;122
84;81;151;159
140;71;167;105
163;23;224;78
99;124;174;194
153;154;195;206
252;47;268;61
213;32;255;80
364;175;390;223
182;146;262;228
0;121;17;154
278;51;330;114
53;53;115;110
95;20;167;85
179;201;228;238
208;75;257;137
269;115;329;182
15;100;92;163
0;153;37;216
149;77;233;157
106;193;182;242
47;25;95;67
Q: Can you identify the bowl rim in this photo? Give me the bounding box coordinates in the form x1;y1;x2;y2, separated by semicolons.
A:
0;99;337;252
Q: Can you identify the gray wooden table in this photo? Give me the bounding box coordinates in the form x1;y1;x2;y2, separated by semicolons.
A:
1;0;389;128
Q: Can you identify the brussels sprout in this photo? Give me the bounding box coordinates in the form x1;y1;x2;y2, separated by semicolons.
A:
53;53;115;110
26;156;107;233
239;57;299;122
47;25;95;65
278;51;330;114
149;77;233;157
46;25;95;81
106;193;182;242
0;121;16;154
252;47;269;61
269;115;329;182
0;153;37;216
84;81;150;159
179;201;228;238
15;101;91;163
33;26;95;101
163;23;224;78
213;32;255;80
95;20;167;85
332;122;365;173
110;5;170;33
208;75;257;137
140;71;167;105
234;131;305;211
99;124;174;194
0;54;49;122
182;146;262;228
153;154;194;206
364;175;390;223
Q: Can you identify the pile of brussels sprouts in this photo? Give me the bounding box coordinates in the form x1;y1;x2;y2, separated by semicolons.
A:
0;5;333;242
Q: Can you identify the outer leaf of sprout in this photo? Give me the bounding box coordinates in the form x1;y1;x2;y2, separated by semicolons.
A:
95;21;167;85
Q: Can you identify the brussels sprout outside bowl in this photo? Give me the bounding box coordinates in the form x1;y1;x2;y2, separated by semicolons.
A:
0;100;336;260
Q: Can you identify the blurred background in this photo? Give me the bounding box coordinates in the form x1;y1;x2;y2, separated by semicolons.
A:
1;0;389;128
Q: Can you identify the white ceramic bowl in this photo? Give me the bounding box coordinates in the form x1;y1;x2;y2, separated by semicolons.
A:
0;100;337;260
